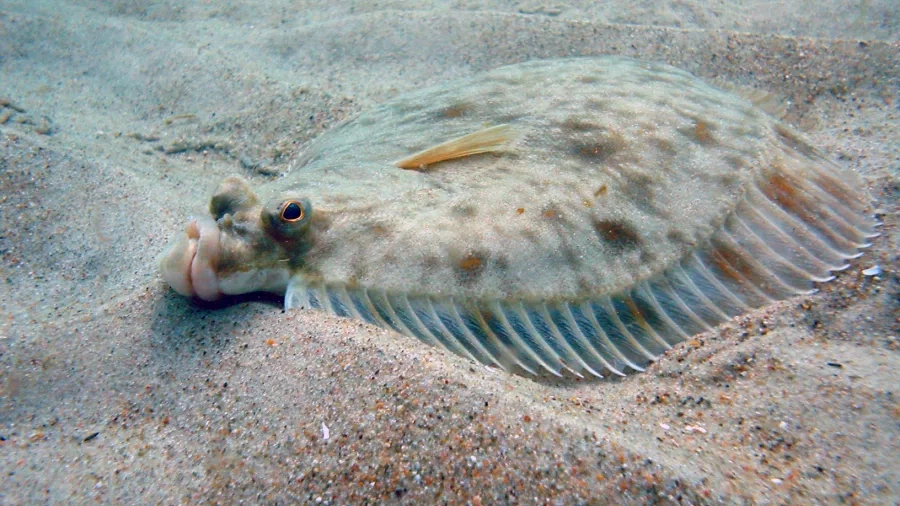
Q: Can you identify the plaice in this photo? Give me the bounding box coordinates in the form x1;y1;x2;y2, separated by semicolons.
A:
159;57;878;378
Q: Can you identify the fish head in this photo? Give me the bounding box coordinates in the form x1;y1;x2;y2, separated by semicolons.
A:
158;175;314;301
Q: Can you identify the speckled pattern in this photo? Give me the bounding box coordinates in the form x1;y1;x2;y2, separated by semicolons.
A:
284;57;772;299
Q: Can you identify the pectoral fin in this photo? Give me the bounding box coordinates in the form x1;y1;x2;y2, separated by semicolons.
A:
394;124;516;170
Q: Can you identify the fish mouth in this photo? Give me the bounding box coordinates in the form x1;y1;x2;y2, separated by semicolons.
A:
159;216;222;301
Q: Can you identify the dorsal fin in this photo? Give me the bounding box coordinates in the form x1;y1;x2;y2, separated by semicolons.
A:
393;124;516;170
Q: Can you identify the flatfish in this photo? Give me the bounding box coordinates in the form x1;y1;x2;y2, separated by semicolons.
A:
159;57;878;377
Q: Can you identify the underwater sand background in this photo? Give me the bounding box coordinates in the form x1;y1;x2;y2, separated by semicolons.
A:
1;0;898;503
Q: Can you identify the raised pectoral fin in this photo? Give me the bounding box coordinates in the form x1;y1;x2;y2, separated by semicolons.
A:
284;275;312;310
393;124;516;170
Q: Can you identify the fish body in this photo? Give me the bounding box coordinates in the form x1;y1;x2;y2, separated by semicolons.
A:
159;57;877;377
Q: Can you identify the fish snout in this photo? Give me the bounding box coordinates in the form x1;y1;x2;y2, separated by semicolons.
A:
159;216;222;301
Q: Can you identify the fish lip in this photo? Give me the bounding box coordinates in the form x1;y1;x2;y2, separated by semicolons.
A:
186;216;222;301
160;216;222;301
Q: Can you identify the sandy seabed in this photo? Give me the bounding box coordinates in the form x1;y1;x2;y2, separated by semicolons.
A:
1;1;898;504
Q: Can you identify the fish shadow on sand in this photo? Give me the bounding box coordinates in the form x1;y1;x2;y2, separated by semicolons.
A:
149;291;284;361
150;288;629;387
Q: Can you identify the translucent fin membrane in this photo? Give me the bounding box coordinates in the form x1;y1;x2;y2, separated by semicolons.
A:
285;155;876;378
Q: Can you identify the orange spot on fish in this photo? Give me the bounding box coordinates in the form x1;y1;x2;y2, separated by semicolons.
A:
693;120;713;144
459;254;483;272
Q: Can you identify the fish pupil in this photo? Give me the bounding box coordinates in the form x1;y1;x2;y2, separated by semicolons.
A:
282;202;304;221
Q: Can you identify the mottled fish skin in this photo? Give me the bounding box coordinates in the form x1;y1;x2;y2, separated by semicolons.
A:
159;57;878;378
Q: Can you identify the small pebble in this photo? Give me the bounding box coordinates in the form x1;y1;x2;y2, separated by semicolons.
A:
862;265;881;276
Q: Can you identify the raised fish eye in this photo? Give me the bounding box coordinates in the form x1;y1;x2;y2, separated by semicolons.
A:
281;201;305;222
262;196;313;240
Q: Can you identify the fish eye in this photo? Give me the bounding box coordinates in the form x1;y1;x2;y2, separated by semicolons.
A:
281;201;305;222
263;196;312;239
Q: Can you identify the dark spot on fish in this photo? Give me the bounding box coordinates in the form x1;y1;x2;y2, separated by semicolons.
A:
440;103;471;118
310;211;333;232
527;177;549;191
450;203;479;218
725;154;745;169
619;172;660;214
515;207;525;215
593;219;641;250
493;253;509;271
716;172;740;187
361;220;391;238
520;227;541;244
562;116;601;132
639;248;658;265
654;137;677;154
578;276;596;293
585;99;608;110
348;254;368;284
422;254;441;269
496;114;522;124
561;246;583;270
639;121;658;133
572;129;626;163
